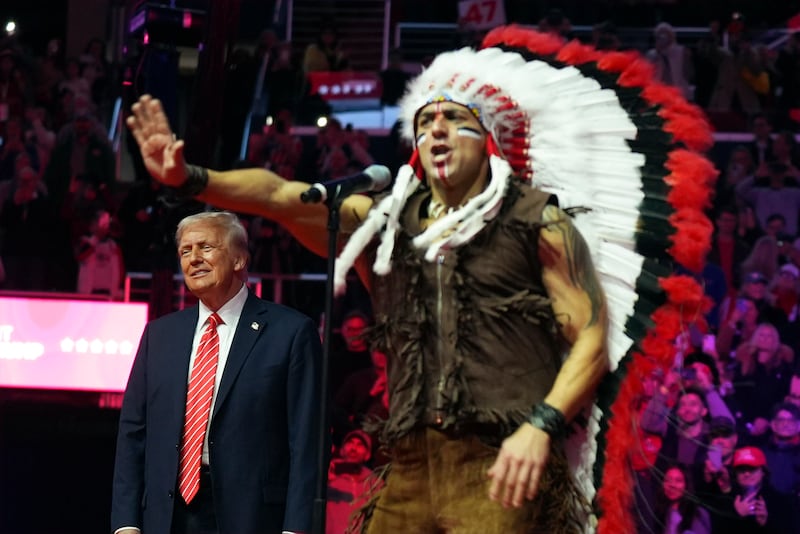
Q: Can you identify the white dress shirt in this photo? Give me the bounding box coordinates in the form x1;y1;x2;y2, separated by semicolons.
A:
192;284;247;465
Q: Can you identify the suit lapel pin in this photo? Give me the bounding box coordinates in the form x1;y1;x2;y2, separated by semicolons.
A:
251;322;260;331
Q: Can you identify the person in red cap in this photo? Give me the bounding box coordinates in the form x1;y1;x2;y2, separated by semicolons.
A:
718;445;797;533
732;447;767;524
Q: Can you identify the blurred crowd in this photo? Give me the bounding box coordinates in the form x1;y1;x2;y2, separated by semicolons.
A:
1;13;800;534
0;35;120;296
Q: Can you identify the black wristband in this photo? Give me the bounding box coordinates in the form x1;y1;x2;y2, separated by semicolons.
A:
172;164;209;199
527;402;567;439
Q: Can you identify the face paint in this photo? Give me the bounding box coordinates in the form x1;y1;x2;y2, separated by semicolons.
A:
435;160;450;185
457;127;482;140
416;126;449;184
415;101;489;190
431;102;452;184
429;126;480;184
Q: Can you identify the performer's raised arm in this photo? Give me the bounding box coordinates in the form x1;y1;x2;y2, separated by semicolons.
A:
127;94;373;258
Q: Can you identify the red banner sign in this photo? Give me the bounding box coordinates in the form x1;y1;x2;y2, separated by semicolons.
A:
307;71;382;100
0;297;148;392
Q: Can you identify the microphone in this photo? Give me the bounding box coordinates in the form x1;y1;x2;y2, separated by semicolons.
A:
300;165;392;204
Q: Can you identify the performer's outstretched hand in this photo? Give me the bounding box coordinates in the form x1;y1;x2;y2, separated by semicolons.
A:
127;94;188;187
487;423;550;508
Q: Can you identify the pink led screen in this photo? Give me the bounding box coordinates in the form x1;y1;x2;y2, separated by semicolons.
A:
0;297;148;392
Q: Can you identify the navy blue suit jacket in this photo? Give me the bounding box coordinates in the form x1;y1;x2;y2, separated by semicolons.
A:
111;292;323;534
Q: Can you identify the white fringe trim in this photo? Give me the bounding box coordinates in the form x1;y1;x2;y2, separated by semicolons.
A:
332;165;420;295
374;165;420;275
412;155;510;260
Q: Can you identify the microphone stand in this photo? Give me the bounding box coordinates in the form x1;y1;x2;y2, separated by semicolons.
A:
311;187;344;534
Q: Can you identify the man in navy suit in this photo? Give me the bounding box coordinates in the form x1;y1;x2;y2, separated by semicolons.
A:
111;211;323;534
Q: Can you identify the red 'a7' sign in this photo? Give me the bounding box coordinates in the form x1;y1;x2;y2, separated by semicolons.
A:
458;0;507;31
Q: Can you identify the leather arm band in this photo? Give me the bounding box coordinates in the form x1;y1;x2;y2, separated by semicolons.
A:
172;164;209;199
527;402;567;439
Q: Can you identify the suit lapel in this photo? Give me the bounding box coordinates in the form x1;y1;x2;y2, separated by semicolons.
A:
212;293;268;417
164;308;198;431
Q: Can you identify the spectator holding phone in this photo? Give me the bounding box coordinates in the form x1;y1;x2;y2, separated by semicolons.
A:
697;416;741;532
682;350;740;417
701;416;739;493
720;446;797;533
640;384;733;489
682;351;722;390
716;270;787;357
732;324;795;438
719;272;766;319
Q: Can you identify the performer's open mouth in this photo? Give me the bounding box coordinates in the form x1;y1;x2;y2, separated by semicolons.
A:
431;145;451;163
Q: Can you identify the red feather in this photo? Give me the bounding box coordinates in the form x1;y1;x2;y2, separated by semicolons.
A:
598;388;637;533
651;92;708;121
666;174;715;211
668;210;714;272
652;306;684;339
641;83;684;107
630;352;663;380
598;367;641;533
617;58;656;88
662;114;715;152
640;83;715;151
482;24;563;56
556;40;602;65
596;51;640;74
660;275;707;307
666;150;719;187
641;332;677;362
664;150;718;214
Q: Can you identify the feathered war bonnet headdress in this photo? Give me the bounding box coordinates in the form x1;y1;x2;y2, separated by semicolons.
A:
336;25;717;533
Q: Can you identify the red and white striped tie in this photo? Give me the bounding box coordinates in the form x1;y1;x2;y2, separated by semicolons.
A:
178;312;222;504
